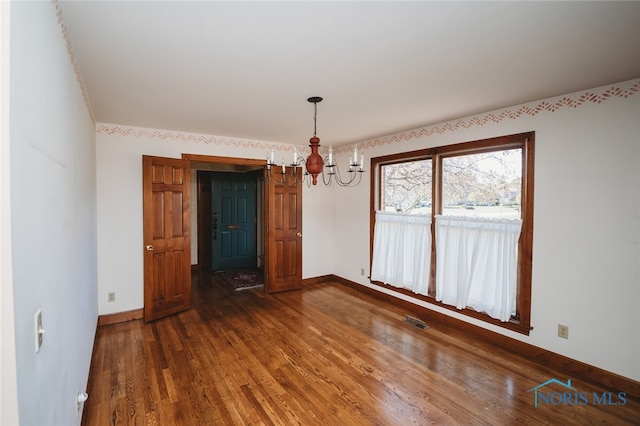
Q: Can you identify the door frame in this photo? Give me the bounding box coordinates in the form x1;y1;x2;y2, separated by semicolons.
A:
196;170;213;270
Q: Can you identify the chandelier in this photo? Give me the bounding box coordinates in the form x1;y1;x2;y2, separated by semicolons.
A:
266;97;365;187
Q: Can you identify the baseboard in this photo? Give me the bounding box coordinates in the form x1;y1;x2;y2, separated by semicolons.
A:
97;308;144;326
301;274;333;286
329;274;640;400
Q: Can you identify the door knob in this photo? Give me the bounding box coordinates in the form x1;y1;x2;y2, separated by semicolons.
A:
296;232;302;238
146;245;154;251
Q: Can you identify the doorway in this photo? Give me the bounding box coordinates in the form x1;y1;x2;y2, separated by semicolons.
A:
185;153;303;295
143;154;302;322
191;157;265;273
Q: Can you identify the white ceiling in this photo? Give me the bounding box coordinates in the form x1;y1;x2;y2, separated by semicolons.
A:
59;1;640;147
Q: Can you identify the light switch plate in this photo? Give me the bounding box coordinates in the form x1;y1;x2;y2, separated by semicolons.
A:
34;308;43;352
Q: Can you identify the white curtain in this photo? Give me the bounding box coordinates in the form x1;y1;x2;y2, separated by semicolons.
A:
435;215;522;322
371;211;431;296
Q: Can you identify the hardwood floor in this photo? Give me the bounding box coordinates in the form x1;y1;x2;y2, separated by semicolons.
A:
82;271;640;425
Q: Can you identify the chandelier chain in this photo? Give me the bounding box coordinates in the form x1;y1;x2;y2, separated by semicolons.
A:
313;102;318;137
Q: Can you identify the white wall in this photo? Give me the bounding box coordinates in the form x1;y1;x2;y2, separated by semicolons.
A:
9;2;97;425
96;80;640;383
332;79;640;382
1;0;19;424
95;127;334;315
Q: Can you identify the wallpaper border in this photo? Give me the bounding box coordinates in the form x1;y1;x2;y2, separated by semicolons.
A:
358;79;640;151
96;79;640;153
52;0;96;124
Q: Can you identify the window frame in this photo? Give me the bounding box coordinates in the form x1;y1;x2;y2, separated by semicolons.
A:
369;132;534;334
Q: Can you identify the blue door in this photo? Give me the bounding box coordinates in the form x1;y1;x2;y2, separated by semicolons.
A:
211;172;257;271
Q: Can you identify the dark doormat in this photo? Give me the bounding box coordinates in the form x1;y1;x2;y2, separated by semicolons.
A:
216;269;263;291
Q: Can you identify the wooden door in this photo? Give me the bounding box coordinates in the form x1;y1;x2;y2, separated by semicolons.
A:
211;172;257;271
143;155;191;321
264;167;302;292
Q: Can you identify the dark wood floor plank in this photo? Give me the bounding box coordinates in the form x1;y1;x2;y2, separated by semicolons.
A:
287;286;501;424
82;272;640;425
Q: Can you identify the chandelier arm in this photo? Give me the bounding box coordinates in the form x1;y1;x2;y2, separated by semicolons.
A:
289;166;298;187
349;170;364;187
319;153;342;186
321;165;333;186
265;162;305;187
336;160;365;187
333;161;355;187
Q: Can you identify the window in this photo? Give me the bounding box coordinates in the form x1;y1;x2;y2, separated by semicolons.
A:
370;132;534;334
442;149;521;219
381;159;432;214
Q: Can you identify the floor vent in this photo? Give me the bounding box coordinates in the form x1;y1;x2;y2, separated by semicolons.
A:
404;315;428;330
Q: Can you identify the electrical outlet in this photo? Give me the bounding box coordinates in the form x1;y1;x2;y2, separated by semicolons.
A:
108;292;115;302
558;324;569;339
360;268;365;276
